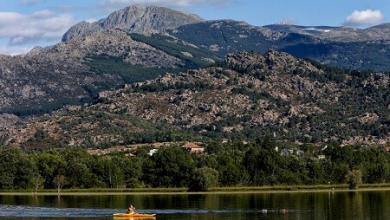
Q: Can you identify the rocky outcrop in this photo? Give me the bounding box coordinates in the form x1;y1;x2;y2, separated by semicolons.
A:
226;50;320;73
62;5;202;42
3;51;388;148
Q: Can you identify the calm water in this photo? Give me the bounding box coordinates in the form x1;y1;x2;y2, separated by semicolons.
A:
0;190;389;220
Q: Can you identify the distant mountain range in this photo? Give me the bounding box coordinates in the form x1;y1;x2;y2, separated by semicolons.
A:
0;5;388;148
63;5;390;71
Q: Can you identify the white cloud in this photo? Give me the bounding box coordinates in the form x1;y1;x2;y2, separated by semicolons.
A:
344;9;384;26
0;10;75;54
0;10;75;55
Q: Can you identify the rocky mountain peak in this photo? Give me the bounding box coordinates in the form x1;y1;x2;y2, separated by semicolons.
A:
226;50;313;73
62;5;202;42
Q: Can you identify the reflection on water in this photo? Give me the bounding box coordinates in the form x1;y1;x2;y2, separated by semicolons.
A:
0;190;389;220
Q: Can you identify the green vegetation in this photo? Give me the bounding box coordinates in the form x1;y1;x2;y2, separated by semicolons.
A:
85;55;167;85
171;21;271;56
346;169;363;189
1;98;87;117
283;42;390;71
0;139;388;192
130;33;221;68
0;55;170;116
189;167;219;191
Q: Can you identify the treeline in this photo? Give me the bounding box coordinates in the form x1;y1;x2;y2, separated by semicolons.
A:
0;140;389;191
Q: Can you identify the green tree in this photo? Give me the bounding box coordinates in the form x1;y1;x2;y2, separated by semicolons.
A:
143;147;195;187
31;175;45;193
53;175;66;195
14;157;36;189
33;151;66;188
0;148;37;189
101;157;124;188
63;149;96;188
189;167;219;191
0;148;19;189
243;148;280;185
216;154;242;186
120;157;143;188
346;169;363;189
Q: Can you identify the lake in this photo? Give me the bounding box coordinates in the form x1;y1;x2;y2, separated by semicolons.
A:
0;190;389;220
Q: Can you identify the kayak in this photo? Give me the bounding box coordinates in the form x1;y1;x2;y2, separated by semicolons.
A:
113;213;156;219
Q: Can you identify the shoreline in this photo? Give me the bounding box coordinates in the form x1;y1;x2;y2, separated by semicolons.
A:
1;184;390;196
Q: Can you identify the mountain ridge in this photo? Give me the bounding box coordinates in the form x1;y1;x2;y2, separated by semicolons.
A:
62;5;203;42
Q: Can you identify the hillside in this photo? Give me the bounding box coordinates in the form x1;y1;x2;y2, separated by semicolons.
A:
0;29;216;115
2;51;388;148
1;5;390;119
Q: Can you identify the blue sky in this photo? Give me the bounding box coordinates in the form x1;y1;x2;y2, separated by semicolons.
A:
0;0;388;55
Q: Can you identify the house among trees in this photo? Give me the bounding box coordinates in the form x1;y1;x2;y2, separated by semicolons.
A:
182;142;205;154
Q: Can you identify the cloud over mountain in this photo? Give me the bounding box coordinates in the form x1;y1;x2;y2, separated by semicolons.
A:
0;10;74;45
0;9;74;54
344;9;384;26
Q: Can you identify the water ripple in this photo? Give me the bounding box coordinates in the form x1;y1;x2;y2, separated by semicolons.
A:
0;205;307;218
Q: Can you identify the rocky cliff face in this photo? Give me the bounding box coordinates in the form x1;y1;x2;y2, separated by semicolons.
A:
0;29;185;114
3;51;388;148
62;5;202;42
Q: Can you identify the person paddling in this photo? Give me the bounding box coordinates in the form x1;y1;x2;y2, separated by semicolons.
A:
128;204;136;214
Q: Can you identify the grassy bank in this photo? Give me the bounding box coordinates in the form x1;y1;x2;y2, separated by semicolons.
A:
1;184;390;196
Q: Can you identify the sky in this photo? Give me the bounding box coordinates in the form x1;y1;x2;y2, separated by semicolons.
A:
0;0;389;55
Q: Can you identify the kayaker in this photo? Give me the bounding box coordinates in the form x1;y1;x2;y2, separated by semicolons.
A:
128;204;136;214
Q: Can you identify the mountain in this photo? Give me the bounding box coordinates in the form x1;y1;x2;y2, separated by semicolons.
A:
0;28;217;115
62;5;202;42
264;24;390;42
169;20;390;71
1;5;390;119
0;30;178;115
2;51;388;148
62;5;390;71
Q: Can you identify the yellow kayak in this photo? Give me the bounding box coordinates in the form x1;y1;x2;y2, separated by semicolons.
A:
113;213;156;219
